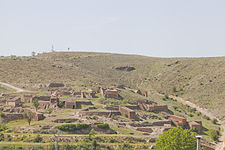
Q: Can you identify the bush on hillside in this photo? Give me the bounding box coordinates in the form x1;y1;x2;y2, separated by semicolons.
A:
33;135;43;143
0;124;7;132
212;118;218;124
57;100;64;108
57;123;90;132
209;129;220;141
97;124;110;130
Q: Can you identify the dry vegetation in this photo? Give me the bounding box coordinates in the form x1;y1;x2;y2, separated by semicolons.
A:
0;52;225;118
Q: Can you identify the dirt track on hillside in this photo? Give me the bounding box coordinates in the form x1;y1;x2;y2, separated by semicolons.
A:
0;82;32;93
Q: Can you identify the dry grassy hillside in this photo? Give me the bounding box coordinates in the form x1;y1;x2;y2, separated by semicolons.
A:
0;52;225;117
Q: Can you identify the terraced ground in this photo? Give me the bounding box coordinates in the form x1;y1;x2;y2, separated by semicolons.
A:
0;52;225;118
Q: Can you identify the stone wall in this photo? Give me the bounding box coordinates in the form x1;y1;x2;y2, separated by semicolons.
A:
138;103;168;112
130;120;171;127
34;96;51;101
39;101;51;109
76;101;93;105
4;113;24;121
104;105;119;111
125;105;139;110
65;101;76;109
78;111;121;117
23;95;35;103
33;112;45;121
105;90;119;99
136;128;153;133
152;120;171;126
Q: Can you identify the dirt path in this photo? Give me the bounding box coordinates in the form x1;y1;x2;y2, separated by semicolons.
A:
168;95;216;120
154;91;224;149
0;82;32;93
168;95;225;150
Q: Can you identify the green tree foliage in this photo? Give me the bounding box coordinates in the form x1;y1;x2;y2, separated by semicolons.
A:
23;111;34;126
97;123;110;130
32;99;39;112
155;126;196;150
89;129;96;139
0;124;7;132
57;123;89;132
0;134;4;141
57;100;64;108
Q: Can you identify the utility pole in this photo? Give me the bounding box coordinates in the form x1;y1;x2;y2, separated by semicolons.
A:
54;134;58;150
196;136;202;150
52;45;55;52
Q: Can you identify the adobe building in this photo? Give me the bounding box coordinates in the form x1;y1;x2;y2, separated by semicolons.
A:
169;115;187;127
119;106;136;119
100;87;106;97
65;101;76;109
105;89;119;99
188;121;202;133
6;97;21;107
100;87;119;99
39;101;51;109
50;96;59;104
33;112;45;121
23;94;35;103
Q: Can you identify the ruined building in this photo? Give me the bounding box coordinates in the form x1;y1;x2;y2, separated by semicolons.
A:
119;106;136;119
6;97;21;107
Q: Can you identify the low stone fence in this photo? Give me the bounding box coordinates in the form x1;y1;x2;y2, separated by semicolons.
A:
78;111;121;117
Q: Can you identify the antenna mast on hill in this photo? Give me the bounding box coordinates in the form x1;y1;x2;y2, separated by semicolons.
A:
51;45;55;52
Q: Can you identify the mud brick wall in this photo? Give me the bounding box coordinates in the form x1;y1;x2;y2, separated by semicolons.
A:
4;113;24;121
78;111;121;117
136;128;153;133
119;106;136;119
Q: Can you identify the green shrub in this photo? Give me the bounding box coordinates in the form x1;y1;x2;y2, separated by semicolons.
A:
65;120;72;123
209;129;220;141
57;100;64;108
212;119;218;124
0;124;7;132
173;87;177;93
97;124;110;130
196;111;201;116
191;127;198;133
0;134;4;141
203;115;210;120
188;114;194;117
33;135;43;143
57;123;90;132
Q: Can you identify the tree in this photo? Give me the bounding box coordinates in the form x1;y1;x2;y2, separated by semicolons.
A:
24;111;34;126
155;126;196;150
88;129;96;139
33;99;39;112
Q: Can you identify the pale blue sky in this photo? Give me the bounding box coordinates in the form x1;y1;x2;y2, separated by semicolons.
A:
0;0;225;57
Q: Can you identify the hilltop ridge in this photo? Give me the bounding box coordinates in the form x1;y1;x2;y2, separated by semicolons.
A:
0;52;225;118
